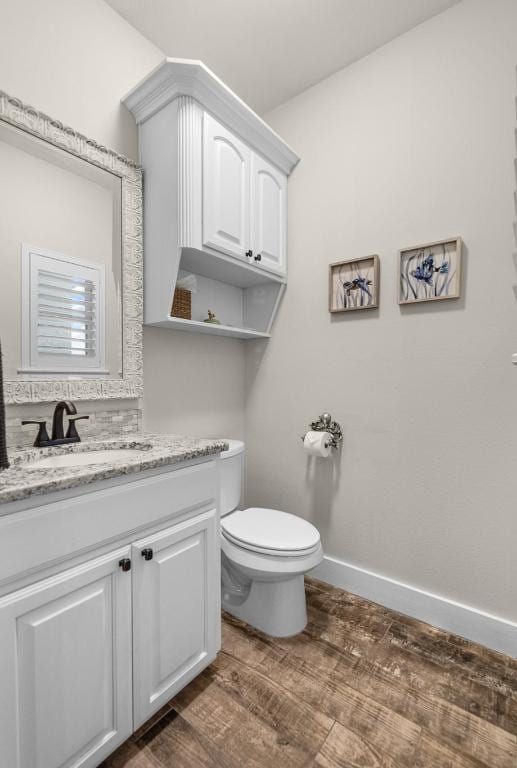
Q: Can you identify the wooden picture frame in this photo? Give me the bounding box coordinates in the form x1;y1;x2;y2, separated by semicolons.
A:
329;255;380;313
399;237;462;305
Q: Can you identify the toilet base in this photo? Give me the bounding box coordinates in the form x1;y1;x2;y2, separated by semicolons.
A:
222;574;307;637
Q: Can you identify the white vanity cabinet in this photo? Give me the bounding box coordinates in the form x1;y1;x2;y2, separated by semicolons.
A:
0;547;133;768
132;508;219;728
0;457;221;768
124;58;299;339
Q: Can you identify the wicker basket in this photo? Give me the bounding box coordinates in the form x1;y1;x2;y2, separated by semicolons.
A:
170;287;192;319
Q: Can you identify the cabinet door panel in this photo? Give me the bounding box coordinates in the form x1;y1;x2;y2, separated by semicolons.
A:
0;548;132;768
132;508;220;728
251;153;287;275
203;112;250;259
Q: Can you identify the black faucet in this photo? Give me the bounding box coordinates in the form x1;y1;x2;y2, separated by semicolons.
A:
52;400;77;440
22;401;89;448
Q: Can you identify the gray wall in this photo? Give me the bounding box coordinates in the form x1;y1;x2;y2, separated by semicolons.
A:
245;0;517;620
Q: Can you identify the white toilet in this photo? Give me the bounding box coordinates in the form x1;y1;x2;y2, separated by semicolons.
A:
219;440;323;637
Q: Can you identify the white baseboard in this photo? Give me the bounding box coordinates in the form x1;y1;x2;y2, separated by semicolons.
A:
312;555;517;658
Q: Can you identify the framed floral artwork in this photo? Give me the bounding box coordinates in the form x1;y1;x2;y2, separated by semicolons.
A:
399;237;462;305
329;255;380;313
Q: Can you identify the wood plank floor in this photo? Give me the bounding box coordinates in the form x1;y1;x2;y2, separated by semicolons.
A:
101;578;517;768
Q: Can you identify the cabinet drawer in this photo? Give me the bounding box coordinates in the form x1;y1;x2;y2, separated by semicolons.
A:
0;459;218;587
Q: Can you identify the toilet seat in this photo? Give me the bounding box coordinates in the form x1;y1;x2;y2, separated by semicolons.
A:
221;507;321;557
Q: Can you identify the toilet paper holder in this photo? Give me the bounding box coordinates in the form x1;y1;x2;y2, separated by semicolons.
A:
301;412;343;449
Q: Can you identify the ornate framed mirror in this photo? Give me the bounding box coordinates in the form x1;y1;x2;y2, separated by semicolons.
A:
0;91;143;403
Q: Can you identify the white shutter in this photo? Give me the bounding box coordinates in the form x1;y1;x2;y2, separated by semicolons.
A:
21;245;106;374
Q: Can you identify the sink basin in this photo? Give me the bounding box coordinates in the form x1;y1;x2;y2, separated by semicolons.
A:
25;448;150;469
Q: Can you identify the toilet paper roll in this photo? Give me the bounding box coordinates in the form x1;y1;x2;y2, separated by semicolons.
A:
303;431;332;458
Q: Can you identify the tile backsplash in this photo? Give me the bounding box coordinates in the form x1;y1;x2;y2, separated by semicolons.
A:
6;406;141;449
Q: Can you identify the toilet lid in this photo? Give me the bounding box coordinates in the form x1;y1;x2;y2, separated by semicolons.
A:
221;507;320;556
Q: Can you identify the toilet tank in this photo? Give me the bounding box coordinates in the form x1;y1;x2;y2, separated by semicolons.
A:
219;439;245;516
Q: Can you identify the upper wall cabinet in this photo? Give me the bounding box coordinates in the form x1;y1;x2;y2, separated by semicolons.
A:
251;153;287;275
203;112;251;262
203;112;286;275
123;59;299;339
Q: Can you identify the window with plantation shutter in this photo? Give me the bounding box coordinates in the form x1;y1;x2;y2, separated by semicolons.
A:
21;245;106;374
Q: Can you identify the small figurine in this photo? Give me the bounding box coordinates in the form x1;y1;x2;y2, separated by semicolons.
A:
203;309;221;325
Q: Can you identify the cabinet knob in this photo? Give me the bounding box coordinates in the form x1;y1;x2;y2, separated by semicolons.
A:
141;548;154;561
254;253;262;262
119;558;131;572
245;250;253;258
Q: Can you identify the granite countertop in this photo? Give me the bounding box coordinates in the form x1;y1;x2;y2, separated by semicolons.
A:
0;433;228;505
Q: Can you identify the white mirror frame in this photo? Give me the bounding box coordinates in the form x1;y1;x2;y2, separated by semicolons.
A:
0;91;143;404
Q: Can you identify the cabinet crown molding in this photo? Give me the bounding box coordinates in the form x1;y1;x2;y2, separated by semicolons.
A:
123;58;300;176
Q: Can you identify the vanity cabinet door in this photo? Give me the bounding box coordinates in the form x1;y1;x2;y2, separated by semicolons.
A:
203;111;251;260
0;547;133;768
132;507;220;728
251;153;287;276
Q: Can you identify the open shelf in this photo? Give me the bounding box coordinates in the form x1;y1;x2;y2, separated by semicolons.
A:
151;317;271;340
162;259;285;339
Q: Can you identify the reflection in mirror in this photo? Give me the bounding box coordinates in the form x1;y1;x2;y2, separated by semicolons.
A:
0;121;122;381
